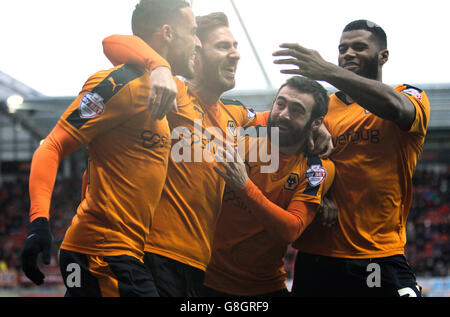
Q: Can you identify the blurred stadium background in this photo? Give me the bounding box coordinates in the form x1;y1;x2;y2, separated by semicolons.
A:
0;69;448;297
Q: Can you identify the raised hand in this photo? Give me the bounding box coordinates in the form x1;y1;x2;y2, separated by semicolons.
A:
273;43;336;81
149;66;178;120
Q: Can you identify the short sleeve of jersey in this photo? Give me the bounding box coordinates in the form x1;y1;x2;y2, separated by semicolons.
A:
58;65;149;145
396;84;430;137
290;158;335;205
220;98;258;127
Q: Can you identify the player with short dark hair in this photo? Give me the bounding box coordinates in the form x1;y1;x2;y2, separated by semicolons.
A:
195;12;230;43
273;19;430;297
203;76;335;296
21;0;200;297
275;76;330;131
343;19;387;50
132;0;190;36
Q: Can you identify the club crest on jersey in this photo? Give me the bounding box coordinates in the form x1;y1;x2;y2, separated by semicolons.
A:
305;165;326;187
402;88;422;101
227;120;237;138
284;173;299;191
79;92;105;118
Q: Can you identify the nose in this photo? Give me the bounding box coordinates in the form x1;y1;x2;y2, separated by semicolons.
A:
343;48;356;60
278;107;290;121
229;47;240;61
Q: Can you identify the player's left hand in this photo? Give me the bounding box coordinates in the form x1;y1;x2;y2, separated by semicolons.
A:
273;43;335;81
308;123;334;159
21;217;52;285
213;143;249;191
149;66;178;120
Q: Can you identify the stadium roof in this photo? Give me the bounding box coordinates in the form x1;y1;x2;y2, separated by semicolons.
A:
1;79;449;141
0;71;43;100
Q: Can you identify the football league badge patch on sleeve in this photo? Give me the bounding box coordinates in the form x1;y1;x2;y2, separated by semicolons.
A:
402;88;422;101
305;165;327;187
79;92;105;118
247;108;256;119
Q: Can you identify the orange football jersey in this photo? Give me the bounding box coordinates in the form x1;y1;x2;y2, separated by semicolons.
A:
204;135;335;295
144;78;259;270
294;85;430;258
59;64;170;260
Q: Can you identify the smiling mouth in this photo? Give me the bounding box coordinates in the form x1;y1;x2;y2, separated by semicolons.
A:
276;124;290;131
343;63;359;69
222;67;236;78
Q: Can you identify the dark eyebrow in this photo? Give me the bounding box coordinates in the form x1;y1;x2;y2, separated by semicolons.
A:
277;96;306;112
339;40;369;48
352;41;369;47
215;40;238;48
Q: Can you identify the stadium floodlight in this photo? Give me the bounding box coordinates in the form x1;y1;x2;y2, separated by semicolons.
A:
6;94;24;113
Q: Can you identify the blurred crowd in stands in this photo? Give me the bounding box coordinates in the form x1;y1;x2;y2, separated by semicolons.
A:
0;175;81;279
0;163;448;287
406;165;450;277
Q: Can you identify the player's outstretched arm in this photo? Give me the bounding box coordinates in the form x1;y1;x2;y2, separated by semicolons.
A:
241;181;318;243
273;43;416;130
213;144;318;243
22;124;81;285
103;35;178;120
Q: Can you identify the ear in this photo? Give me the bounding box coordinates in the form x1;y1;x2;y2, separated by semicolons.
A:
310;116;324;132
379;49;389;66
161;24;174;43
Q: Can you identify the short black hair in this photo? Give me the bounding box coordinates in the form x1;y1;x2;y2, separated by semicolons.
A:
132;0;190;38
343;19;387;50
196;12;229;43
276;76;329;120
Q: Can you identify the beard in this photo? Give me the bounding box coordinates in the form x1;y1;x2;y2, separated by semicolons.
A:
356;52;379;80
267;114;312;147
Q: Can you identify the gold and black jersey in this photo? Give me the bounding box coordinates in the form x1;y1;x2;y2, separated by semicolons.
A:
59;64;170;260
144;78;259;271
295;84;430;258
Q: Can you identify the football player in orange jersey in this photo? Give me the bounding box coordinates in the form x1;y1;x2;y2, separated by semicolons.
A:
273;20;430;297
203;76;335;296
21;0;201;297
101;13;334;297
